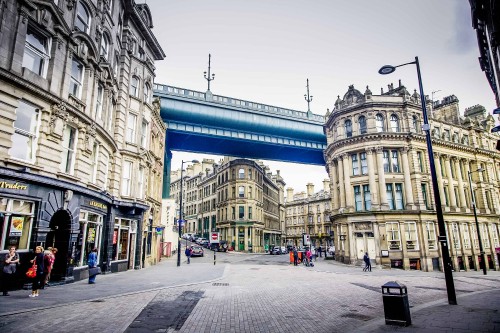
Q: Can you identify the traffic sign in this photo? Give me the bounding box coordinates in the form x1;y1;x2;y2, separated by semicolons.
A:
210;232;220;243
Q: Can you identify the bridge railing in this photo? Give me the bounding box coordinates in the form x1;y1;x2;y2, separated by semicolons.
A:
154;83;325;123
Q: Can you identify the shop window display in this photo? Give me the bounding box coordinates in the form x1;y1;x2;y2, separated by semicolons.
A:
0;198;34;250
73;211;103;266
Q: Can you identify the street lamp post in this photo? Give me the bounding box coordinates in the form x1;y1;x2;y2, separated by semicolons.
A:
379;56;457;305
177;159;199;267
468;168;487;275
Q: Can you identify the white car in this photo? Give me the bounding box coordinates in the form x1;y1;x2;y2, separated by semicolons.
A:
182;233;193;240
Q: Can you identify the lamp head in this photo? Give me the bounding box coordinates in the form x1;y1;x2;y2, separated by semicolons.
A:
378;65;396;75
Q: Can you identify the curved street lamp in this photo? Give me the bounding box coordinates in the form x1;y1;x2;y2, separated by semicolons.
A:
177;159;199;267
468;167;487;275
378;56;457;305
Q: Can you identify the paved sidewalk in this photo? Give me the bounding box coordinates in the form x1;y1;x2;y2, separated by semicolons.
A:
358;288;500;332
0;256;227;316
0;253;498;333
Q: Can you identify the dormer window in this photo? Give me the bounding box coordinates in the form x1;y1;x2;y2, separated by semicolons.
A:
345;119;353;138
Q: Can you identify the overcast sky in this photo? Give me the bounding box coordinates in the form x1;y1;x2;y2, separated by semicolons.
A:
146;0;496;193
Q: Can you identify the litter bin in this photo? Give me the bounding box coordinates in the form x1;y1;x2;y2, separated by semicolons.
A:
381;281;411;326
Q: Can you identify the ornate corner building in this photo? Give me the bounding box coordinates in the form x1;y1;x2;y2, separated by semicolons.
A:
0;0;165;282
323;84;500;272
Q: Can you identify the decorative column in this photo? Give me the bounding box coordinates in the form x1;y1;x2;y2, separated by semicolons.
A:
444;155;457;210
337;155;346;210
342;154;353;211
455;158;467;209
376;148;388;209
399;221;409;269
330;159;339;211
244;226;249;252
433;152;446;209
366;148;379;209
401;147;415;210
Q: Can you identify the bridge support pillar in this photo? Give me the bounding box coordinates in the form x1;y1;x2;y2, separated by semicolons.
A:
162;149;172;199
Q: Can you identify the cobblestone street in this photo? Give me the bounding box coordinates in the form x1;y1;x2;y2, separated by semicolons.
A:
0;252;499;333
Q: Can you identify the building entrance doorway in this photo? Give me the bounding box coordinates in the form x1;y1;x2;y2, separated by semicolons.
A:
45;210;71;281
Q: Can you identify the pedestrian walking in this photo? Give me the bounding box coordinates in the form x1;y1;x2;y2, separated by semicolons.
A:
293;247;298;266
363;252;371;272
185;246;192;264
305;248;312;267
318;246;323;258
43;247;55;288
29;246;45;297
2;246;20;296
88;248;98;284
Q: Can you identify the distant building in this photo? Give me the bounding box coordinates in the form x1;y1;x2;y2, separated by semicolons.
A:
0;0;165;281
284;181;332;249
169;157;285;252
324;84;500;272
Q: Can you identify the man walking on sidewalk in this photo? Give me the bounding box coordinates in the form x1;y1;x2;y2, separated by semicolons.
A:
185;246;192;264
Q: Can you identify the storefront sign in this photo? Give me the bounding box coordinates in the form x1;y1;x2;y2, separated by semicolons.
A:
84;199;108;211
0;180;28;192
9;216;24;236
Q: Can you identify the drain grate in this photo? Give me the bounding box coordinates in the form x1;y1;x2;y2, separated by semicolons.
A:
341;313;372;321
212;283;229;286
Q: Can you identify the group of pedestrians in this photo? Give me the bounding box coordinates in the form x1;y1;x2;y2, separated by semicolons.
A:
1;245;101;297
291;247;315;267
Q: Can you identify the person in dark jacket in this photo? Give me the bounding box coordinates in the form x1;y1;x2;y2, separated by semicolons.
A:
293;247;299;266
88;248;98;284
363;252;371;272
2;246;20;296
29;246;45;297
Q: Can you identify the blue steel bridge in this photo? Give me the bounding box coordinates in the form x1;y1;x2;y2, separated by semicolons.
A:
153;84;327;165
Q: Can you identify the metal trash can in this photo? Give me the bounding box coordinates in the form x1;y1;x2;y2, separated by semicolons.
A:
381;281;411;326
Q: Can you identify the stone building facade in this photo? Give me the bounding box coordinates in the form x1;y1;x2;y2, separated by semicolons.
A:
324;83;500;272
170;157;285;252
284;181;332;249
0;0;165;282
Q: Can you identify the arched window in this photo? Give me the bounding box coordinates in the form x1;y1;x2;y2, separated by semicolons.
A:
75;1;91;33
390;114;400;132
129;76;139;97
358;116;367;134
412;115;419;132
376;114;384;132
345;119;353;138
144;83;151;103
100;34;110;60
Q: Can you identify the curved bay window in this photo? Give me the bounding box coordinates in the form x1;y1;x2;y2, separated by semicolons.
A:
74;210;103;266
0;198;35;250
112;218;137;261
358;116;367;134
344;119;353;138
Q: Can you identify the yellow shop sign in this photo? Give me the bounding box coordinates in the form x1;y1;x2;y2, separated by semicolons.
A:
89;200;107;210
0;181;28;191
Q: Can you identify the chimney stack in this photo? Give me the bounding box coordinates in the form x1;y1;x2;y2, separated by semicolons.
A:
323;179;330;193
306;183;314;197
286;188;294;202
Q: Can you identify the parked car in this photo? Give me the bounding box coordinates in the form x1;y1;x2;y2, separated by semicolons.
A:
271;246;281;255
182;233;193;240
197;238;208;245
189;235;201;242
190;246;204;257
280;246;287;254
